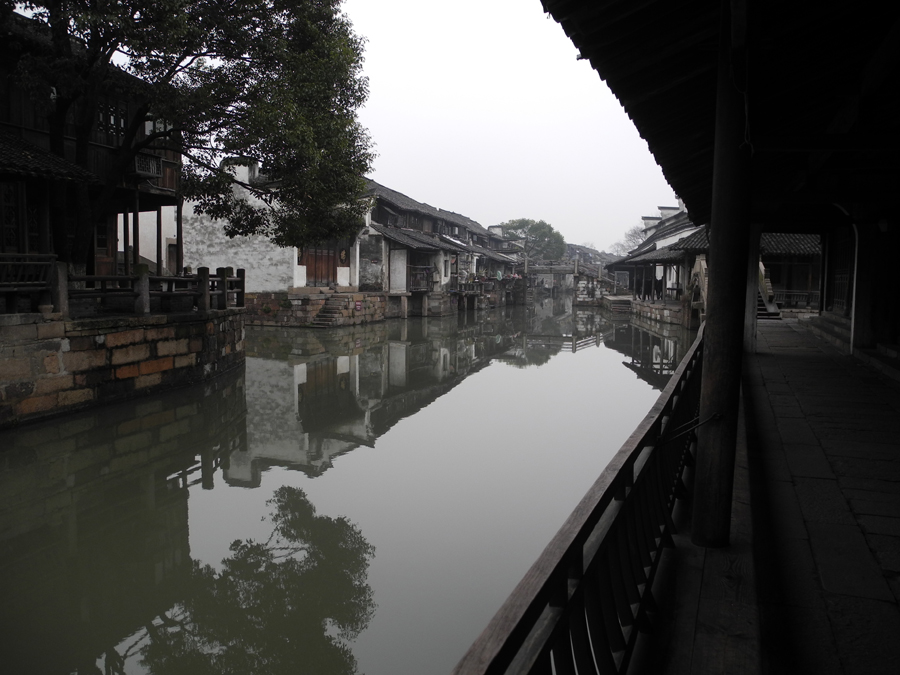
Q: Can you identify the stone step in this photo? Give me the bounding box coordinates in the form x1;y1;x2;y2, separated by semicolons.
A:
817;311;851;328
877;343;900;359
806;316;852;352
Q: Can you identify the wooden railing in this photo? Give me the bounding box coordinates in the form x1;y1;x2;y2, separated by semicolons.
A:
453;326;705;675
773;289;820;308
408;266;431;292
0;253;64;314
68;266;245;315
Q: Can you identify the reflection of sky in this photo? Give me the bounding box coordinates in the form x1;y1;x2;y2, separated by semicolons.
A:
188;317;665;674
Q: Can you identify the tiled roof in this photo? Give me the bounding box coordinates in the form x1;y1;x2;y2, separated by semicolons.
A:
607;244;685;268
671;229;821;256
0;133;99;182
364;178;489;236
669;228;709;252
760;233;821;256
629;247;687;264
368;222;464;253
368;223;438;251
467;243;518;264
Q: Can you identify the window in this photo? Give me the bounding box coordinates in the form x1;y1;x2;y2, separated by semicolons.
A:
444;259;449;277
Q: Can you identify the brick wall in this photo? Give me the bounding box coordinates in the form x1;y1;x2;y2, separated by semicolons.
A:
0;309;244;428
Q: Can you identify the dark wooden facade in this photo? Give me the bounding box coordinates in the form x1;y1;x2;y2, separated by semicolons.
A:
0;13;181;272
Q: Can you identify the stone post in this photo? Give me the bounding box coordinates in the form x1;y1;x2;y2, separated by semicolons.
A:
216;267;228;309
198;267;210;312
50;261;69;318
236;269;246;307
134;264;150;315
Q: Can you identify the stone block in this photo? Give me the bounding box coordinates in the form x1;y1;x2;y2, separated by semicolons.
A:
1;323;39;342
59;389;94;406
68;335;101;351
0;357;31;381
106;329;145;348
135;372;163;389
111;344;150;365
42;352;60;374
174;353;197;369
64;349;109;372
146;326;176;341
157;338;189;356
116;364;140;379
4;380;35;400
189;336;204;353
15;393;58;416
34;374;74;395
140;357;174;375
36;322;66;340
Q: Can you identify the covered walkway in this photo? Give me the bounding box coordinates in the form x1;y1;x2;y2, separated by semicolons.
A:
654;320;900;674
747;321;900;674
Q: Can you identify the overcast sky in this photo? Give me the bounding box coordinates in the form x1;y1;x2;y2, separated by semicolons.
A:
341;0;677;251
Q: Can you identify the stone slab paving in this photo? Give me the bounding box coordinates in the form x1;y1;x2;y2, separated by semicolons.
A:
747;320;900;675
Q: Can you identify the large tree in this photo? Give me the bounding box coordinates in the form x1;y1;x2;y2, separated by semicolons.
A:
496;218;566;261
9;0;373;262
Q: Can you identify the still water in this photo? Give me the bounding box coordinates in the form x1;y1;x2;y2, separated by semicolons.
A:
0;298;695;675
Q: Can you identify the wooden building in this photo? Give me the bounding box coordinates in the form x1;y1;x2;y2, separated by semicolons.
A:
0;12;182;277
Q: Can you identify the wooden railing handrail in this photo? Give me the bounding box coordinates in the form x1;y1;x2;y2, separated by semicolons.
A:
453;325;705;675
64;266;246;315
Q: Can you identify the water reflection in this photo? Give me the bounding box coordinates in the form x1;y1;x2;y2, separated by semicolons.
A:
0;303;695;675
141;486;375;675
602;317;698;389
235;303;614;481
0;370;245;675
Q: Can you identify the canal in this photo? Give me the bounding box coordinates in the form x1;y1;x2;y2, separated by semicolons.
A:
0;298;696;675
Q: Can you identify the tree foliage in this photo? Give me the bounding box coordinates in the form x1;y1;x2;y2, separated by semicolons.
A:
608;224;648;256
10;0;373;260
496;218;566;261
138;486;376;675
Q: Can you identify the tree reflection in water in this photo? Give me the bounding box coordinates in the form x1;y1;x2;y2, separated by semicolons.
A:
138;487;375;675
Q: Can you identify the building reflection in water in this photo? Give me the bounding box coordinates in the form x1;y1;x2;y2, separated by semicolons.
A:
0;303;691;675
232;303;615;483
0;370;246;674
602;317;697;390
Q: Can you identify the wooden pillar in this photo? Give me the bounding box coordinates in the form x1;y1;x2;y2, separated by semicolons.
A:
744;224;761;352
176;195;184;275
123;211;131;276
156;206;163;276
132;189;140;267
691;0;752;548
39;183;51;253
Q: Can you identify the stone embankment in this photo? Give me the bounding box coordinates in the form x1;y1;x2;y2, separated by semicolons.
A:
0;310;244;428
244;290;406;327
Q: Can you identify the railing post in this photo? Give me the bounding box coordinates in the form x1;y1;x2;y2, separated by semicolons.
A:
134;264;150;314
236;269;246;307
198;267;210;312
51;260;69;318
216;267;227;310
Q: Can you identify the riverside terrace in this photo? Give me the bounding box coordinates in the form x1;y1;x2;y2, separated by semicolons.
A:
0;259;245;428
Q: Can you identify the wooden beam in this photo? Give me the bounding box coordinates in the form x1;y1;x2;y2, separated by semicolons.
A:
756;135;900;153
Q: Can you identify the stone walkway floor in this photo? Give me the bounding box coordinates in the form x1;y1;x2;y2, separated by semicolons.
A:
745;320;900;674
